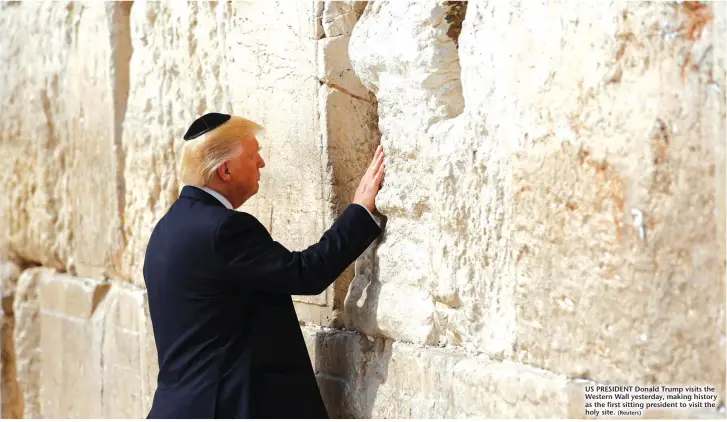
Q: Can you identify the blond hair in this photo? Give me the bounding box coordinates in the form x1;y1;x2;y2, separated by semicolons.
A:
178;116;263;186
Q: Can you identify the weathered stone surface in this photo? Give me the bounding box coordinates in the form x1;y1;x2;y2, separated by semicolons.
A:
303;324;571;418
347;1;463;345
0;2;129;278
11;269;160;418
0;261;21;301
303;325;723;419
13;268;50;419
708;6;726;376
0;261;21;418
0;2;68;269
348;0;726;394
39;273;108;418
101;284;157;418
318;4;370;101
319;2;381;327
39;272;159;418
62;2;130;280
318;39;368;99
321;1;366;38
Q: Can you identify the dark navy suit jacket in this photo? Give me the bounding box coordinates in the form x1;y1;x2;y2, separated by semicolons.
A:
143;185;381;418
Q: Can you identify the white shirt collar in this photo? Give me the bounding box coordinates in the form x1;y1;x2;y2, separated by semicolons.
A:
195;186;233;209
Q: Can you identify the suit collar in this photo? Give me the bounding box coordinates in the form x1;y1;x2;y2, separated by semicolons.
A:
180;185;232;209
198;186;233;209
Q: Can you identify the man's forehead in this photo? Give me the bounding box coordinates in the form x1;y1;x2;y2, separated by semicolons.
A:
243;136;261;150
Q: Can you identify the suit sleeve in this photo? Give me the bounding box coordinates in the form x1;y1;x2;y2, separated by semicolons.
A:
214;204;382;295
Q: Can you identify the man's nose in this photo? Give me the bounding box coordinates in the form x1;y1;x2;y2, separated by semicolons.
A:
259;156;266;168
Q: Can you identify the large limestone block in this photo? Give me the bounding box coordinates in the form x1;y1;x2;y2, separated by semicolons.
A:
39;273;108;418
318;2;369;99
480;0;725;393
102;285;157;418
0;261;22;418
349;0;725;393
303;325;724;418
347;1;464;345
0;2;129;277
34;272;157;418
62;2;131;280
321;1;367;38
13;268;51;419
299;326;570;418
384;347;574;419
0;2;68;268
318;53;380;323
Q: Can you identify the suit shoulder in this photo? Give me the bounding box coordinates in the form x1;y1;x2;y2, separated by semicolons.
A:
215;210;270;243
219;210;265;227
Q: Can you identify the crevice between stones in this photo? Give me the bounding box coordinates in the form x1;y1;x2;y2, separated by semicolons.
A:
90;281;113;415
317;78;373;103
4;262;45;418
1;291;21;418
1;260;39;418
443;1;468;49
91;283;111;316
316;1;325;40
97;299;107;415
107;1;133;272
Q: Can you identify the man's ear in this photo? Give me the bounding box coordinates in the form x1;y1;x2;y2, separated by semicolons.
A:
217;162;231;181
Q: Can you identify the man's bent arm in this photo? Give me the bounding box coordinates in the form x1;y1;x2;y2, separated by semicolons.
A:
215;204;381;295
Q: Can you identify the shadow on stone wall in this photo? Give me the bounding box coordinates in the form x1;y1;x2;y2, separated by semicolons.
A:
313;328;392;418
342;212;387;337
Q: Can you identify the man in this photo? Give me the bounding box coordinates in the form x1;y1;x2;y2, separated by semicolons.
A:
143;112;385;418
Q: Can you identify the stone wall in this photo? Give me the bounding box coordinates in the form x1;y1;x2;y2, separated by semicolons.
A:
0;0;724;418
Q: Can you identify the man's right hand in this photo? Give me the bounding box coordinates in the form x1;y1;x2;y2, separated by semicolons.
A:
353;145;385;213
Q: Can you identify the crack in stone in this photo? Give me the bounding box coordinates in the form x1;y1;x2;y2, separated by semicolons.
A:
91;283;111;316
443;1;468;49
317;79;373;103
98;306;107;413
1;267;22;419
108;2;133;272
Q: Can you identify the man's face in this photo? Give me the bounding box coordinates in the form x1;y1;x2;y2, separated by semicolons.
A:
228;136;265;201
